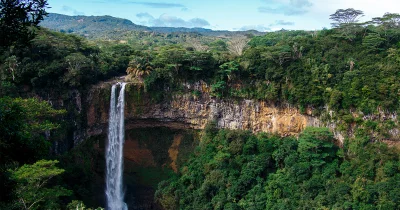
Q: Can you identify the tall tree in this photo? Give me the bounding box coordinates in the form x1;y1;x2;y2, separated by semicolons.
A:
330;8;364;28
372;13;400;29
330;8;364;41
0;0;48;48
371;13;400;42
227;35;249;56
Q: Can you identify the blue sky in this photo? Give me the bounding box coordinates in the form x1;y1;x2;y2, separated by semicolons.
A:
48;0;399;31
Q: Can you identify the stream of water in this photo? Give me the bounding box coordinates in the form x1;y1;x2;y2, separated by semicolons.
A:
106;82;128;210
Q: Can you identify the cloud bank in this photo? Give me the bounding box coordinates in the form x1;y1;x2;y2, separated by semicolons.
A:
239;25;271;32
62;6;85;15
136;13;210;28
259;0;313;16
239;19;295;32
270;20;295;26
129;1;186;8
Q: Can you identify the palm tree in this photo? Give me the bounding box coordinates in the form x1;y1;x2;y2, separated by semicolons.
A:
126;57;153;80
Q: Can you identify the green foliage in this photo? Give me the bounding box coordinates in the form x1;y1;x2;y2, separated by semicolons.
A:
63;53;93;87
97;43;135;79
232;12;400;117
210;81;226;98
218;61;239;80
57;136;101;206
66;200;104;210
0;0;48;48
156;127;400;209
0;28;135;92
362;33;386;51
0;97;65;165
248;30;311;47
8;160;72;210
0;97;66;206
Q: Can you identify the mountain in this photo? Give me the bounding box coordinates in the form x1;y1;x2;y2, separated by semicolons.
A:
40;13;265;39
40;13;151;39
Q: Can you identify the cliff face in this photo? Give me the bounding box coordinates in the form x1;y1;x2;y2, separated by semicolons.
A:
85;81;399;145
86;82;320;139
125;93;321;135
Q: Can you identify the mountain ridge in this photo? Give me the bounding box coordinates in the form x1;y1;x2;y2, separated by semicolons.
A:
40;13;265;39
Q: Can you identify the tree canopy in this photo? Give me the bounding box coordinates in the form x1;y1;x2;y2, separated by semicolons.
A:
0;0;48;48
9;160;71;210
330;8;364;27
156;127;400;210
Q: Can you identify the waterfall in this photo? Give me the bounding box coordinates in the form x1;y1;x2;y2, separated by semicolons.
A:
106;82;128;210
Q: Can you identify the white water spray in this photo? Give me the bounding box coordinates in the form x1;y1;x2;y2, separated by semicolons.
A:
106;82;128;210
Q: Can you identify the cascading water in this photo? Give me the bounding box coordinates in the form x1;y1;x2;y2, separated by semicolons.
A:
106;82;128;210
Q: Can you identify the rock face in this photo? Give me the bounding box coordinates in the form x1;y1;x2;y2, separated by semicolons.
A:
86;82;322;140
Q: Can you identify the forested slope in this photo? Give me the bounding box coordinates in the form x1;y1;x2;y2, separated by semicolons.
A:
156;126;400;209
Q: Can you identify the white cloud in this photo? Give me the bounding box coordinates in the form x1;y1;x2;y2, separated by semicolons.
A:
259;0;313;16
128;2;186;8
62;6;85;15
239;24;271;32
270;20;295;26
136;13;210;28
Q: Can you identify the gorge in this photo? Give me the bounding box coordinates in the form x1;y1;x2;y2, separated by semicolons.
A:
1;3;399;209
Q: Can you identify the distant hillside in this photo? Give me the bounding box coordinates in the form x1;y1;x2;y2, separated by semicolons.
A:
40;13;265;39
40;13;151;39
